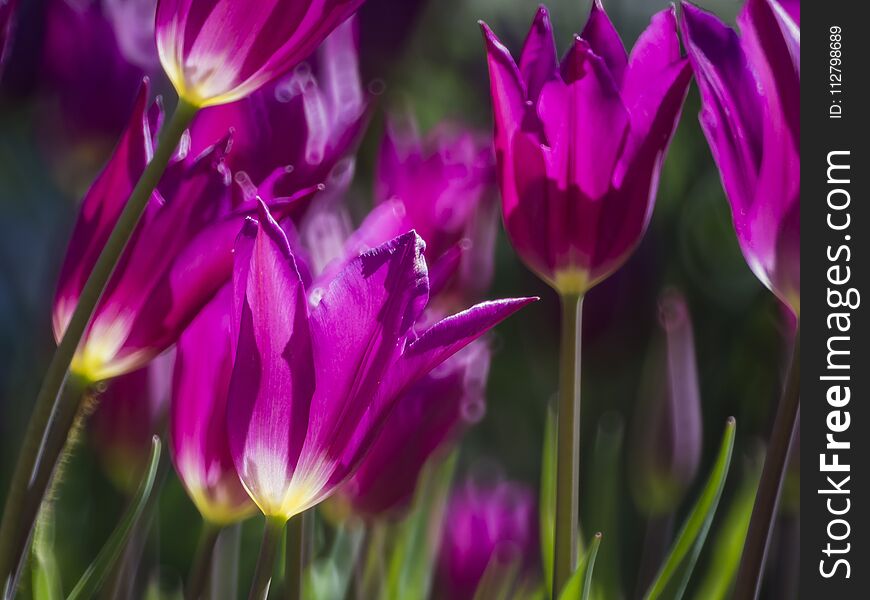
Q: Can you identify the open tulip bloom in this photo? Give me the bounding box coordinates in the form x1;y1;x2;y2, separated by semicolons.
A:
155;0;366;108
227;204;534;523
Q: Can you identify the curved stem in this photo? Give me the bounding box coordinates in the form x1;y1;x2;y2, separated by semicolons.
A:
553;293;584;596
0;99;199;595
733;323;800;599
185;522;222;600
248;517;285;600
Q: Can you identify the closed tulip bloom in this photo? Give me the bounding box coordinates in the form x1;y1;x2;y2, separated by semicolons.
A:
337;341;490;519
630;289;702;515
155;0;365;108
481;1;691;294
189;17;366;201
226;203;535;521
375;116;497;303
681;0;799;314
171;287;255;525
53;82;313;383
90;350;174;493
438;478;538;600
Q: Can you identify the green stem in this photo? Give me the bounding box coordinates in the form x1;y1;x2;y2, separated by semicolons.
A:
248;517;285;600
186;522;222;600
0;99;198;595
553;292;584;596
284;514;305;600
733;323;800;600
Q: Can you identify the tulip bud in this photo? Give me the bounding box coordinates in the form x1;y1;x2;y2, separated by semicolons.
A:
630;289;702;515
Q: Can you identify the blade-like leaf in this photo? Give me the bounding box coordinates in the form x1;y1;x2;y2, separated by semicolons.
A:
67;437;162;600
384;451;458;600
692;464;759;599
540;405;556;596
559;532;602;600
643;418;737;600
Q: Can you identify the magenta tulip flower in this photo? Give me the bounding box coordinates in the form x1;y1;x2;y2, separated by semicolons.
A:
90;350;173;493
171;287;256;525
188;17;366;202
481;1;691;294
681;0;799;314
375;116;497;303
226;203;535;521
155;0;365;108
438;478;538;600
337;341;490;519
52;82;313;383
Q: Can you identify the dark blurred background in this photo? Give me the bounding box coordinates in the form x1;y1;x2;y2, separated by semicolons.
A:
0;0;796;597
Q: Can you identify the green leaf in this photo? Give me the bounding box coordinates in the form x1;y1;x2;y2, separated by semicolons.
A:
304;524;365;600
643;418;737;600
384;451;458;600
67;436;162;600
692;465;759;600
540;406;557;596
559;532;602;600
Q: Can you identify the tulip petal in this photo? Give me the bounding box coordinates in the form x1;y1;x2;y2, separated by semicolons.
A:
227;203;316;518
518;6;558;102
305;232;430;481
680;1;763;215
580;0;628;86
171;287;254;524
53;82;152;340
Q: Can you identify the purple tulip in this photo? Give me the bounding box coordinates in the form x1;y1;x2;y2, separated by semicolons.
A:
375;116;497;304
630;289;702;514
438;478;538;600
90;351;174;493
52;82;313;383
0;0;18;75
681;0;799;314
188;17;366;202
225;203;535;521
171;287;256;524
337;341;490;519
480;1;691;294
155;0;365;107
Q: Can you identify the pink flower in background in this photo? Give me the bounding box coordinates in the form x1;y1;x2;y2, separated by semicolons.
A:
189;17;367;203
681;0;800;313
337;341;490;519
155;0;366;107
438;478;538;600
225;203;534;521
90;350;174;493
481;1;691;294
171;287;256;525
52;82;314;382
375;115;497;304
